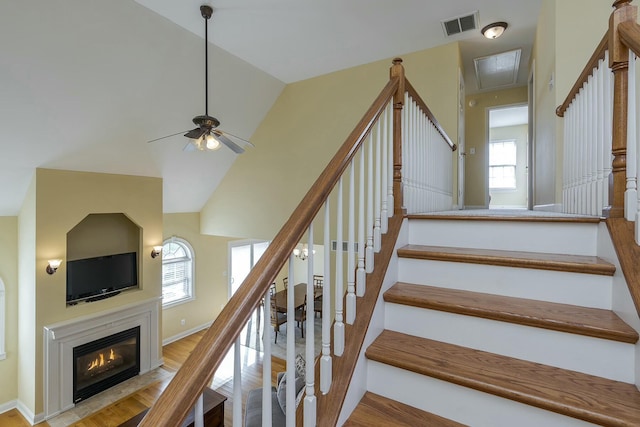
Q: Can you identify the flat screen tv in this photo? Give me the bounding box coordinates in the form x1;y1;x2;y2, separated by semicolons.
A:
66;252;138;304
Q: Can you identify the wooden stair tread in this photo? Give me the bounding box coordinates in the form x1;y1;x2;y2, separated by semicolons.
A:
344;392;467;427
367;330;640;426
384;283;638;343
407;213;602;223
397;244;616;276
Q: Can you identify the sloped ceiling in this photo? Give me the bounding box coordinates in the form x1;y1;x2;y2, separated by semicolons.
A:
0;0;541;216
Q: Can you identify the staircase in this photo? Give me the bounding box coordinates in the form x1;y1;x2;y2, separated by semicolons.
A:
345;213;640;427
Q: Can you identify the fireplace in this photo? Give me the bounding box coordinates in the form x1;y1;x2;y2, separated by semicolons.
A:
73;326;140;403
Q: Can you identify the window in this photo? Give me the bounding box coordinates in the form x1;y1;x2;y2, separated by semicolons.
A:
489;140;517;189
161;238;194;307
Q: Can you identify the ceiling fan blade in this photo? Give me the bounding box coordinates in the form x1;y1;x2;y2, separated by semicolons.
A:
215;133;245;154
147;130;191;143
184;127;207;139
217;129;255;148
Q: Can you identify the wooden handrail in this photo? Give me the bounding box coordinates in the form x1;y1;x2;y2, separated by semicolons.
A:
556;31;609;118
619;20;640;59
139;74;400;427
405;79;457;150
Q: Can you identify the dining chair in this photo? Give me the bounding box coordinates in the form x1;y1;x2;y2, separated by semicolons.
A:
312;275;323;317
270;293;287;344
294;295;306;339
283;277;288;289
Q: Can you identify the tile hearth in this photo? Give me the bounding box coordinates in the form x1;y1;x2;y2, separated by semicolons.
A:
46;366;173;427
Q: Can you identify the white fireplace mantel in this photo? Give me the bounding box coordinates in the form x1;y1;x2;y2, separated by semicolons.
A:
43;297;163;419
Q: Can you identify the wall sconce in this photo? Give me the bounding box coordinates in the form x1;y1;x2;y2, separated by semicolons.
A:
293;244;315;261
46;259;62;275
151;246;163;259
481;22;508;39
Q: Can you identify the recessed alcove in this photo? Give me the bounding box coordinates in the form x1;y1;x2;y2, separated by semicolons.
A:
66;213;142;304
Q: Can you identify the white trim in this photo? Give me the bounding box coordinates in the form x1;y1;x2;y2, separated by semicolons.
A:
0;278;4;361
162;321;212;346
533;203;564;212
43;297;162;419
161;237;195;308
17;399;45;425
0;399;16;415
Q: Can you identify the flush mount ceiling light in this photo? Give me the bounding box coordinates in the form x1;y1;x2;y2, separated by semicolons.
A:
481;22;508;39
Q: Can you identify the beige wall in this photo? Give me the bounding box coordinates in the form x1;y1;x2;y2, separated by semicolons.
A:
464;87;528;207
162;213;234;341
0;217;18;406
201;43;460;239
22;169;163;415
489;124;529;208
533;0;612;208
18;177;36;413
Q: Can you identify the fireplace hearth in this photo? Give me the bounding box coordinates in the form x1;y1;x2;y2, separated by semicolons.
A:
73;326;140;403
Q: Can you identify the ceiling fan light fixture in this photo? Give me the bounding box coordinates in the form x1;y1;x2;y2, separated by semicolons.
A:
481;22;508;39
205;133;222;150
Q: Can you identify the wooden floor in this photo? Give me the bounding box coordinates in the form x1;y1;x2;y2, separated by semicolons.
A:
0;329;285;426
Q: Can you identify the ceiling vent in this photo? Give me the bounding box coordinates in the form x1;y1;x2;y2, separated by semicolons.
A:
442;11;479;37
474;49;522;90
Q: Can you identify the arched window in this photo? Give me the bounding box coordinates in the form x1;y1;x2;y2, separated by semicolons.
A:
0;278;5;360
161;238;195;307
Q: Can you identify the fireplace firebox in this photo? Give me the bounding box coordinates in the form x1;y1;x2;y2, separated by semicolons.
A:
73;326;140;403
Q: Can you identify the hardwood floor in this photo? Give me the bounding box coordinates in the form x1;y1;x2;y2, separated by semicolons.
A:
0;329;285;426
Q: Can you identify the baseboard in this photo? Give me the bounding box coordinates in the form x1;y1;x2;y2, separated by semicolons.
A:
16;399;45;425
162;321;212;346
533;203;563;212
0;399;16;415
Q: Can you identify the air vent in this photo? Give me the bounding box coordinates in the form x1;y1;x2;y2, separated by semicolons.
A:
442;11;479;37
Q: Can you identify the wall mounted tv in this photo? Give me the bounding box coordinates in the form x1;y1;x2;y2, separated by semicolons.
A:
66;252;138;304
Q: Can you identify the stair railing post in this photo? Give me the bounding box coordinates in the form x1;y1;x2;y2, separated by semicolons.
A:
606;0;637;218
391;58;406;215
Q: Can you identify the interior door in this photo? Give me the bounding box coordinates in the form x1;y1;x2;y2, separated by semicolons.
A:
458;68;466;209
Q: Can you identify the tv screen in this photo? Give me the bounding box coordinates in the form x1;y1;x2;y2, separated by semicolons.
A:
66;252;138;303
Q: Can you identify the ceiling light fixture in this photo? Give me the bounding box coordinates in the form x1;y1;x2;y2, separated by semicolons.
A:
481;22;508;39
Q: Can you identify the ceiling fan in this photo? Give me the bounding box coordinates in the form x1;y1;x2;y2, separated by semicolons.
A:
149;5;253;154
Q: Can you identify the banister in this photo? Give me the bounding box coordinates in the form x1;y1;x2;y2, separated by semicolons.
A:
139;75;400;426
405;79;457;150
556;31;609;117
619;20;640;59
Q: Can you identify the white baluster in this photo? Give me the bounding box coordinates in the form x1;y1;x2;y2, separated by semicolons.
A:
380;104;389;233
387;102;395;217
233;338;242;426
366;128;374;273
334;178;345;356
374;119;382;252
305;225;316;426
597;58;605;216
286;254;296;427
604;51;613;215
356;143;366;297
262;288;272;427
346;160;356;325
320;201;332;393
626;53;638;221
194;393;204;427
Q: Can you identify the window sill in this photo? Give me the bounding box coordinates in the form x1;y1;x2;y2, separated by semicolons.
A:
162;296;195;309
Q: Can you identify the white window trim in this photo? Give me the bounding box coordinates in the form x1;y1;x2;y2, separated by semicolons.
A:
0;278;5;360
161;237;195;308
489;139;517;190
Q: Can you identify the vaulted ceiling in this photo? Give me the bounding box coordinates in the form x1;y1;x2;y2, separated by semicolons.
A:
0;0;541;216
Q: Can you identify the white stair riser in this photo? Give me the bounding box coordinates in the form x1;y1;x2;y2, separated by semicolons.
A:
408;220;599;256
385;304;635;383
367;361;600;427
398;258;613;309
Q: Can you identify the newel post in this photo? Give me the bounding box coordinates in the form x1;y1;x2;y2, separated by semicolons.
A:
391;58;406;215
606;0;637;217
